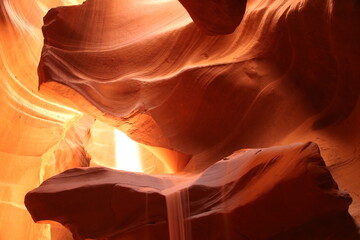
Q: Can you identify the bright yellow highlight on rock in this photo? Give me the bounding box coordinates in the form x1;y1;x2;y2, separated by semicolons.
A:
114;129;143;172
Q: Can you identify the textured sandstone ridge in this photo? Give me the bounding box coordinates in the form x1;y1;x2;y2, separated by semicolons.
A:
38;0;360;158
0;0;88;239
38;0;360;224
25;143;359;240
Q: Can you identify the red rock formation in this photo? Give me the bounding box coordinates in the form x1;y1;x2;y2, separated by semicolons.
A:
25;143;359;239
36;1;360;225
0;0;360;239
178;0;247;34
38;0;360;159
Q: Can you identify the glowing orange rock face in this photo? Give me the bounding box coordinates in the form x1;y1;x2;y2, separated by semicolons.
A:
38;0;360;157
1;0;360;239
25;143;359;239
37;0;360;225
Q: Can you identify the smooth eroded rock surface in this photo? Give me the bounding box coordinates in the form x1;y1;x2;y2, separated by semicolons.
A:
25;143;359;240
38;0;360;159
1;0;360;239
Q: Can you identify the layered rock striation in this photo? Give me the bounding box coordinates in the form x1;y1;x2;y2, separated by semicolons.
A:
0;0;359;239
38;0;360;160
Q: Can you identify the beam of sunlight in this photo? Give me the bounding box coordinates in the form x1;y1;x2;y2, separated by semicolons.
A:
114;129;143;172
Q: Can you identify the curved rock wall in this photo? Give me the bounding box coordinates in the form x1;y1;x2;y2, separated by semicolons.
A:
0;0;359;239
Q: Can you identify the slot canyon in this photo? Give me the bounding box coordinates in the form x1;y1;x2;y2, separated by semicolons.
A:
1;0;360;239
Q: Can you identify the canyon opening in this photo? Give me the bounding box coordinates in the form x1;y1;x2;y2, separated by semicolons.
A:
1;0;360;239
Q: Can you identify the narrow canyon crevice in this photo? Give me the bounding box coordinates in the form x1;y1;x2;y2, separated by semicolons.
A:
0;0;359;239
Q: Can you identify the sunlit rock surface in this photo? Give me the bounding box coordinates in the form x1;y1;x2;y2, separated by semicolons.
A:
25;143;359;240
38;0;360;156
0;0;360;239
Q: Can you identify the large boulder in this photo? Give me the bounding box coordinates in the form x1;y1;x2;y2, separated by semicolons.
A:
25;142;360;239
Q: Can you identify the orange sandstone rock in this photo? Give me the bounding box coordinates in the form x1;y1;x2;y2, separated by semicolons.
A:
25;143;360;240
0;0;359;239
178;0;247;35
